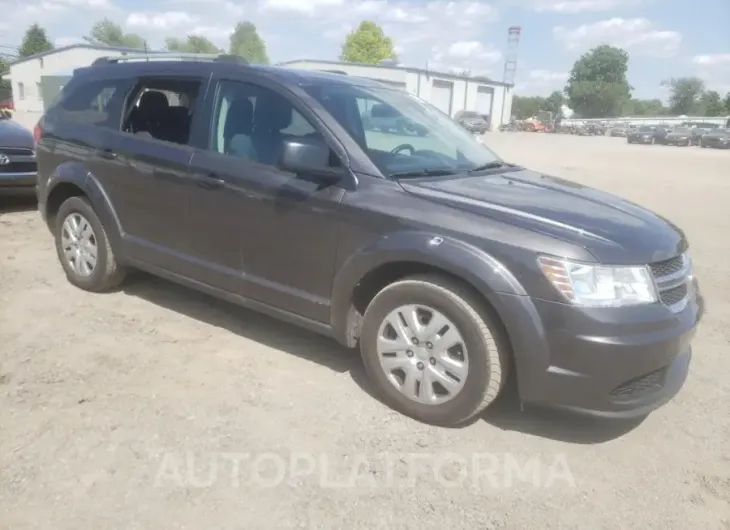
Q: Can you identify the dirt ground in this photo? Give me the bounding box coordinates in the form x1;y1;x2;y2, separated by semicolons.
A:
1;133;729;529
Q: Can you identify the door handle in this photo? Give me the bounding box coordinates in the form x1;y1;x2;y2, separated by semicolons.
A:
192;173;225;190
95;148;117;160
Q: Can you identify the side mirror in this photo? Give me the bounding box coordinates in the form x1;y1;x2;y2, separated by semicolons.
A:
278;139;343;182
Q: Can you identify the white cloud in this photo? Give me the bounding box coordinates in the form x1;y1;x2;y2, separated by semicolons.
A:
692;54;730;67
430;40;502;74
262;0;345;13
554;18;682;58
126;11;198;30
516;69;569;94
529;0;640;12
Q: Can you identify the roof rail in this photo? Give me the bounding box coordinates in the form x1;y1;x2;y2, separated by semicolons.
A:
320;69;348;75
91;53;250;66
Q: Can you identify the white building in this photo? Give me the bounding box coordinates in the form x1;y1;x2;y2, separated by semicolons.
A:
4;44;150;113
281;60;514;131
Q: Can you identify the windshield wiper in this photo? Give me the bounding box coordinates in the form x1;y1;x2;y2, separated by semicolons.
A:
388;168;457;179
468;161;508;173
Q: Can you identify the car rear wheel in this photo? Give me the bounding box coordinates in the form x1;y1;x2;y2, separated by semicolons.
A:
359;274;508;426
54;196;126;292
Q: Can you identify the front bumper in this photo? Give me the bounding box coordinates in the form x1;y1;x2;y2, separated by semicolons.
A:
666;137;690;146
497;278;705;419
0;171;37;195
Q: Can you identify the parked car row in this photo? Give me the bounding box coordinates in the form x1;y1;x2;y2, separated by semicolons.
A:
627;125;730;148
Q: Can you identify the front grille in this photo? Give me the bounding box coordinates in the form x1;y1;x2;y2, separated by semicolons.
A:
660;284;688;305
0;161;37;173
649;253;691;310
649;256;685;277
611;368;667;397
0;147;34;156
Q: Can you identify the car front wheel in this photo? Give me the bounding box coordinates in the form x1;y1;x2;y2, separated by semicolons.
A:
54;196;126;292
359;274;508;426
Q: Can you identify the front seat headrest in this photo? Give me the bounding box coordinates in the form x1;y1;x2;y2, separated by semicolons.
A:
224;97;254;138
138;91;169;113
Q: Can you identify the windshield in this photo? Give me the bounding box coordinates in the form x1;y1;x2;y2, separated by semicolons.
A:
303;83;500;177
638;126;655;132
672;127;690;133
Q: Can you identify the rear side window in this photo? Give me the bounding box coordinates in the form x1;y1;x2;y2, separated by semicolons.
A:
57;78;132;129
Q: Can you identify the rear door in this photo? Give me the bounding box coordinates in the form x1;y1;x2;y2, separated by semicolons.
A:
93;75;211;274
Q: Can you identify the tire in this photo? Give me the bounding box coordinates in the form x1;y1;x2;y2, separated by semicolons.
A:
54;196;126;292
359;274;508;426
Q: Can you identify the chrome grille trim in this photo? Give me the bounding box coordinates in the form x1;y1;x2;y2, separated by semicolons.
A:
649;253;692;313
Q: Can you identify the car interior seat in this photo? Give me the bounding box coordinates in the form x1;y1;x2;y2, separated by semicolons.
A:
251;93;292;166
130;91;169;139
224;97;256;160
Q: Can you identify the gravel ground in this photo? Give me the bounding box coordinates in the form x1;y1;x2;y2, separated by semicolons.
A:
1;132;729;529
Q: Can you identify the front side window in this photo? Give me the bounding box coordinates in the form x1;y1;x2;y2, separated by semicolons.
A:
303;83;500;177
210;80;324;167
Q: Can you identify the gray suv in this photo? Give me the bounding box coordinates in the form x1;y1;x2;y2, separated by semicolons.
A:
34;54;704;426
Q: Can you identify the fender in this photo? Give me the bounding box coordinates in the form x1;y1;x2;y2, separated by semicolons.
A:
44;164;125;253
330;230;528;346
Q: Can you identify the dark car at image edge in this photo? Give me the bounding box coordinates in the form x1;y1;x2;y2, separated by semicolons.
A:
34;54;705;426
0;118;38;196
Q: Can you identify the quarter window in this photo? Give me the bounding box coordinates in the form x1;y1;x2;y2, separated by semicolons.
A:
58;78;131;129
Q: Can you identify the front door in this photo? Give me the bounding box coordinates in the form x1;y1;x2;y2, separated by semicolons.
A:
187;77;345;323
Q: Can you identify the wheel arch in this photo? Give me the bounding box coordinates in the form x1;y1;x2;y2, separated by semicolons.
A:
43;168;123;251
330;232;526;350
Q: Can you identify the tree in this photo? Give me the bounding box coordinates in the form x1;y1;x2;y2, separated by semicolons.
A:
625;98;666;116
697;90;725;116
511;95;545;119
340;21;396;64
541;91;564;115
564;45;632;118
0;57;10;97
724;92;730;114
229;22;268;64
86;19;146;49
665;77;705;115
18;24;54;58
165;35;221;54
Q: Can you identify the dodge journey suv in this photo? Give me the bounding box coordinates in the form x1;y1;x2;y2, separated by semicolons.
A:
35;54;704;426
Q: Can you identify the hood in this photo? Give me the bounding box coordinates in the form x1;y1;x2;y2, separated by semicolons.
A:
0;120;34;148
667;132;689;137
398;169;687;264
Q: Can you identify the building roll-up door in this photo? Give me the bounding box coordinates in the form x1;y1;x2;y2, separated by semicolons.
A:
476;85;494;117
431;80;453;116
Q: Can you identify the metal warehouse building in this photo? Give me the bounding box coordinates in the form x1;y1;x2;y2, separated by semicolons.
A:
4;44;149;113
281;59;514;131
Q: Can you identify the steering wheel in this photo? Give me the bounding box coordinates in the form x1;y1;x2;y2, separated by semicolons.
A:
390;143;415;155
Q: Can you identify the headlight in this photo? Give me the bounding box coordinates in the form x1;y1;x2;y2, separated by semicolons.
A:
537;255;657;307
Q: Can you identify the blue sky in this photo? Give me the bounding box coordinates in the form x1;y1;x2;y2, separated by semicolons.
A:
3;0;729;99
